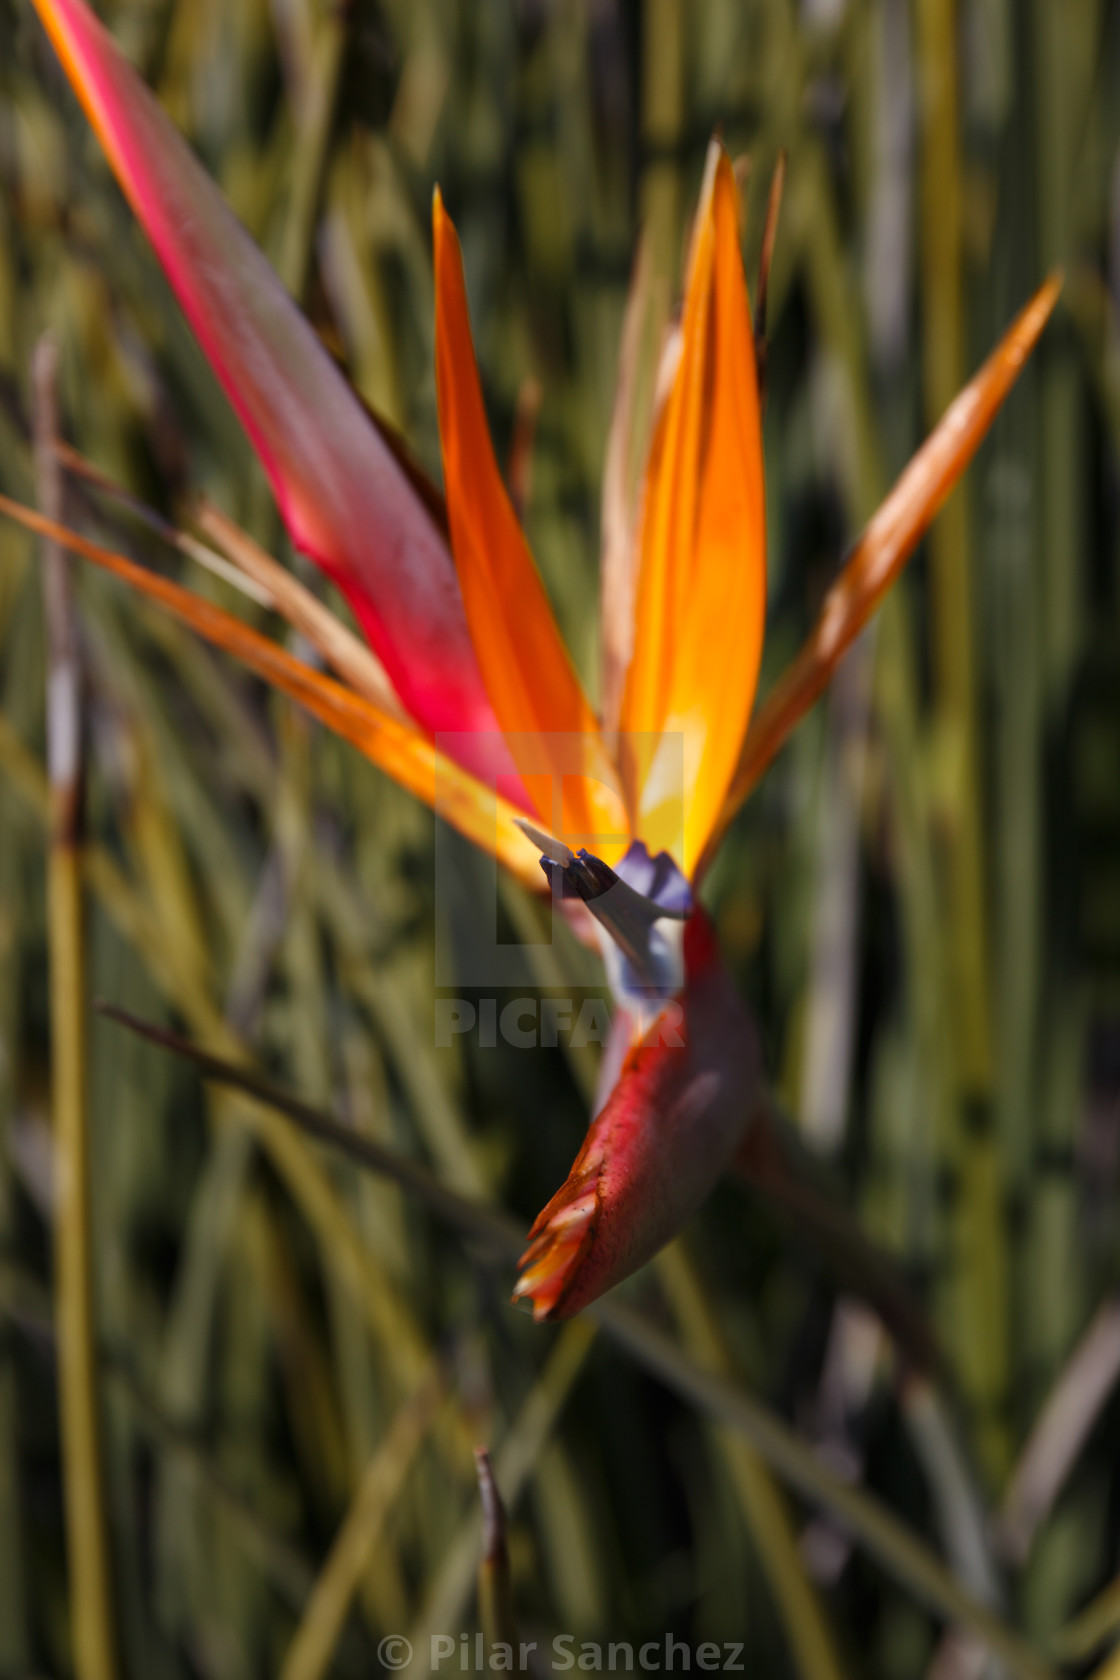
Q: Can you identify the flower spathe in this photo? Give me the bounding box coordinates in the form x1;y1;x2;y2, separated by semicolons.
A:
19;0;1062;1320
513;908;762;1320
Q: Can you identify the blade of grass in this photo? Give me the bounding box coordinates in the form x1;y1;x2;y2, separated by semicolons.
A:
402;1322;597;1676
657;1241;847;1680
797;639;871;1155
1090;1648;1120;1680
506;376;543;524
994;1293;1120;1566
109;1356;316;1614
915;0;992;1098
53;441;274;608
0;620;31;1671
273;711;414;1610
274;0;347;302
735;1102;942;1376
280;1370;441;1680
640;0;684;287
319;147;407;429
1022;3;1102;1639
916;0;1008;1482
95;1006;517;1249
753;149;787;406
313;865;492;1197
1054;1573;1120;1664
35;334;117;1680
475;1447;517;1654
901;1379;1002;1609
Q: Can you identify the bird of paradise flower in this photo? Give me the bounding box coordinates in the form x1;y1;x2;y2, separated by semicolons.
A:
4;0;1060;1322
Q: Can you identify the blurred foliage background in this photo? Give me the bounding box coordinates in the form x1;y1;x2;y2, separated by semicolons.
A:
1;0;1120;1676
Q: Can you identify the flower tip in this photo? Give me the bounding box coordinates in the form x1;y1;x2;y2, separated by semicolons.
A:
473;1447;507;1559
513;816;574;868
511;1180;600;1322
1010;270;1064;362
1023;271;1063;337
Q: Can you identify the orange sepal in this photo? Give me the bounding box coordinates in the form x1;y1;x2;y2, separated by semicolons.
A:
700;271;1063;874
618;144;767;878
0;495;544;890
433;190;629;862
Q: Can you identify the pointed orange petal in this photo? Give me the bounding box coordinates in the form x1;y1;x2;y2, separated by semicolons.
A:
0;495;543;890
619;145;767;879
701;271;1063;874
433;190;629;860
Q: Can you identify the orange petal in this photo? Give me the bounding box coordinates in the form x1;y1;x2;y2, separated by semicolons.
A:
701;271;1063;875
433;190;629;862
619;144;767;879
0;495;543;890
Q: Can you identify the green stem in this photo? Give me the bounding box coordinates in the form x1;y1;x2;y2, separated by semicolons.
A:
36;335;117;1680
